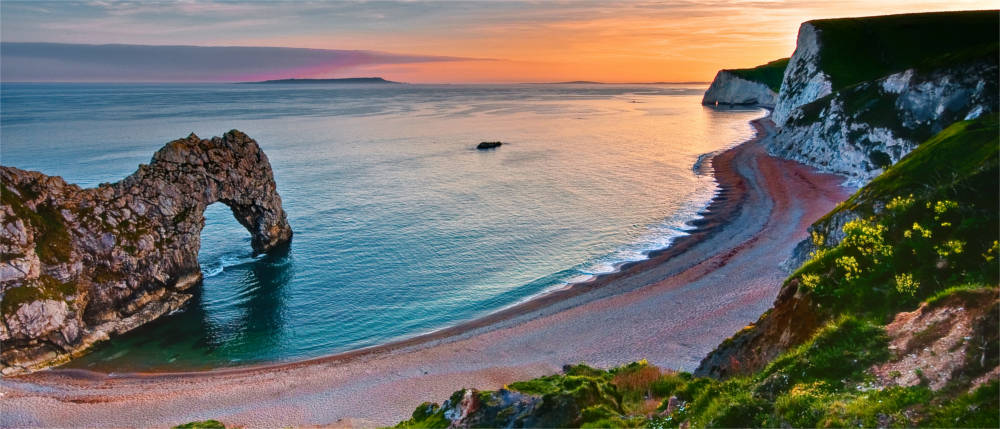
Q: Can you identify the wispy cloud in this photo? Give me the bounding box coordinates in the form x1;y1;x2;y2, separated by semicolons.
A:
0;42;484;82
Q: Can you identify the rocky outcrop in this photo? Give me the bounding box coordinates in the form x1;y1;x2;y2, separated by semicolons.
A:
0;130;292;375
701;71;778;108
871;289;998;391
694;278;821;378
766;57;998;185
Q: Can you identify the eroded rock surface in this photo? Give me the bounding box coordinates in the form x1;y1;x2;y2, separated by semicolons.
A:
871;289;999;391
0;130;292;375
766;58;998;186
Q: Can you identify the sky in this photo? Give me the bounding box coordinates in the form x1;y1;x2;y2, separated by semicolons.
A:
1;0;995;83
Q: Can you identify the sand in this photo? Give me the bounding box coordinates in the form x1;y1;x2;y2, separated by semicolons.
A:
0;117;852;428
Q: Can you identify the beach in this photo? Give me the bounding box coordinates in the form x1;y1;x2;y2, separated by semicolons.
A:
0;116;852;428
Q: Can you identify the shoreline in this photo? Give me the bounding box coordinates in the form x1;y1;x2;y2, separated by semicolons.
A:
0;115;852;427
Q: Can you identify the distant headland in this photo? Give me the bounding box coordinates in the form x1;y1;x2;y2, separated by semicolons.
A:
242;77;402;84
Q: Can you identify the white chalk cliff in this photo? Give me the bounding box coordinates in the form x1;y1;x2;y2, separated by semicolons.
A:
701;71;778;108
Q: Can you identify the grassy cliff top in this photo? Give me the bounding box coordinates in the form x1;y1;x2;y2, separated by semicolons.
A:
726;58;789;92
808;10;998;90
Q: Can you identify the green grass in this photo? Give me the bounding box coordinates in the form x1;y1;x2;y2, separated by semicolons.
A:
726;58;789;92
810;10;998;90
398;314;993;427
924;381;1000;428
755;316;889;389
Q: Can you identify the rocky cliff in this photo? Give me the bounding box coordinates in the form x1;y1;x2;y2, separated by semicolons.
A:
769;48;997;185
766;11;998;184
0;130;292;375
701;58;787;108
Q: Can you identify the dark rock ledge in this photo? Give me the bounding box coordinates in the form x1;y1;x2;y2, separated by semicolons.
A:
0;130;292;375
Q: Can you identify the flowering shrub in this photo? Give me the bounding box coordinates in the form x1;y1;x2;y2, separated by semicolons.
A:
894;273;919;296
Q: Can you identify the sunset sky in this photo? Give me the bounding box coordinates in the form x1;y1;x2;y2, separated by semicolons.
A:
1;0;995;83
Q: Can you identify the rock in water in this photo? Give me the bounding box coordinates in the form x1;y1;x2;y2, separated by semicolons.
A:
0;130;292;375
477;141;502;149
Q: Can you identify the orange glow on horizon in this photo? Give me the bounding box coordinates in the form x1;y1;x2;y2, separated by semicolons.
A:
234;1;996;83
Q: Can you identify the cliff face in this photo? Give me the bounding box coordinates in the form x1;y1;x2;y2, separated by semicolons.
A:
701;71;779;108
702;58;787;108
767;53;998;185
0;130;292;375
764;11;999;184
771;23;830;125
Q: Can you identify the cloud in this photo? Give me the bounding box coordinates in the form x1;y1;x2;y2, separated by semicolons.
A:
0;42;485;82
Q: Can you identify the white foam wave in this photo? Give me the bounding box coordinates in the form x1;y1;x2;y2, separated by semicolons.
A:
200;254;263;278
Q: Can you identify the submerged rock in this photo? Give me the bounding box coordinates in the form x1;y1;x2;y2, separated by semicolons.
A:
476;141;503;149
0;130;292;375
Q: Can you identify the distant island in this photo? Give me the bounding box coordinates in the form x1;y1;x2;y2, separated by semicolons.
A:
242;77;402;84
547;80;604;84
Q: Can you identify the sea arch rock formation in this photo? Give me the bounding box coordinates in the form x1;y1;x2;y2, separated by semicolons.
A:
0;130;292;375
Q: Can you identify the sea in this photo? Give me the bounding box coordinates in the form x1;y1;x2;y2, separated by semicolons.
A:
0;83;762;371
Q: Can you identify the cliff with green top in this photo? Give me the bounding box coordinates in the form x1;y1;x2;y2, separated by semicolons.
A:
767;10;998;185
702;58;788;108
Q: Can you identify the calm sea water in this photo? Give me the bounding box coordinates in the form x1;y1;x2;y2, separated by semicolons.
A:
0;83;761;371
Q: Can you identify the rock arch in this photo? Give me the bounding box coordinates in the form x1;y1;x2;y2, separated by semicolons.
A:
0;130;292;374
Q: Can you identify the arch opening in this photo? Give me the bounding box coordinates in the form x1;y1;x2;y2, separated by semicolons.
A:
198;202;256;279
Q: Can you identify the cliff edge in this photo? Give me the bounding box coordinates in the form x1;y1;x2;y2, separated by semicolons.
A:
701;58;787;108
0;130;292;375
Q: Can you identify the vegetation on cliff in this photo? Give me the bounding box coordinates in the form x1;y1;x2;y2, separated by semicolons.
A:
793;115;998;317
808;10;998;91
394;114;999;428
726;58;789;93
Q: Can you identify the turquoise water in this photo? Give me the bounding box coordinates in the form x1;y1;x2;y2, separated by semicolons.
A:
0;83;761;371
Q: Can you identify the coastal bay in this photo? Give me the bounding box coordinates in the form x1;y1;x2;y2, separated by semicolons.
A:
0;116;852;427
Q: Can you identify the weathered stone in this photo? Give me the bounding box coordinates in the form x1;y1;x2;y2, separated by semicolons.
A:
0;130;292;374
5;299;68;340
766;59;998;185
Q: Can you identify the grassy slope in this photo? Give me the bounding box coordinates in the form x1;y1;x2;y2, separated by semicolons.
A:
726;58;789;93
810;10;998;90
395;115;1000;429
795;115;999;317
